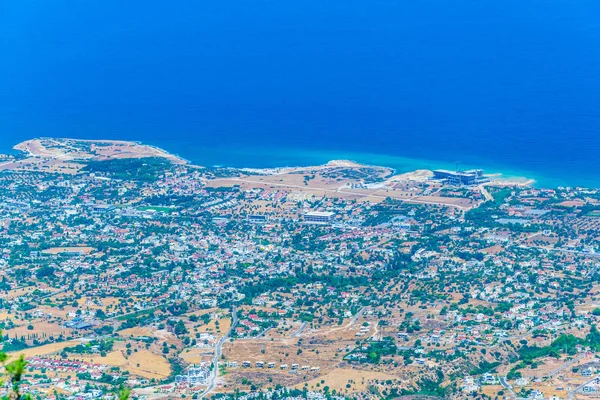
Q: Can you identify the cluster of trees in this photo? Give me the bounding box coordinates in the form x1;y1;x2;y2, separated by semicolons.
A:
83;157;172;182
508;326;600;379
63;339;114;356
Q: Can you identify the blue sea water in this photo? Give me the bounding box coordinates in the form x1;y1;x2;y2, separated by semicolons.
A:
2;0;600;188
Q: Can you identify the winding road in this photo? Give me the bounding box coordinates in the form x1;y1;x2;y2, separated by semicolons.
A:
199;305;238;399
499;376;517;399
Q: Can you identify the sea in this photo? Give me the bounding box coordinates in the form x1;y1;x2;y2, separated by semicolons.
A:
2;0;600;188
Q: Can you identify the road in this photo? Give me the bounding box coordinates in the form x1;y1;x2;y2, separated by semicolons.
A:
490;321;559;349
478;184;494;202
238;326;272;340
256;326;272;338
200;305;238;399
546;353;586;378
228;178;472;210
315;307;367;336
347;307;366;328
499;376;517;399
291;321;308;338
39;287;68;300
568;374;599;399
497;349;585;400
517;243;600;259
514;231;542;245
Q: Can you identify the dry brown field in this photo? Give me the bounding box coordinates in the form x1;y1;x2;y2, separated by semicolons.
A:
10;340;82;359
295;368;399;394
6;321;70;338
69;348;171;379
42;246;95;255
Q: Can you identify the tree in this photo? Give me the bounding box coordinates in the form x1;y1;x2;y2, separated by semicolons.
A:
36;266;55;279
174;320;188;336
0;331;131;400
0;330;31;400
118;387;131;400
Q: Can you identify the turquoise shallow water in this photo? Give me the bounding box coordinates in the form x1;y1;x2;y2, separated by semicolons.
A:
0;135;594;188
148;145;576;189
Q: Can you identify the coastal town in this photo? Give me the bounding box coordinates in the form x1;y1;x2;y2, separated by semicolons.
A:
0;138;599;400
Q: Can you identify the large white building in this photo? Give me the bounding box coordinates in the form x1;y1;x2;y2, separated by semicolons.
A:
303;211;335;224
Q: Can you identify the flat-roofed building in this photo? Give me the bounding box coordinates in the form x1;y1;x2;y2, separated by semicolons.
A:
247;214;267;223
303;211;335;224
432;169;489;186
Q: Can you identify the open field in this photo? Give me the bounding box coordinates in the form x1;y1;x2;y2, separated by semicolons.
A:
70;349;171;380
9;340;82;359
42;246;95;255
207;166;480;209
6;321;70;338
118;326;159;338
294;368;399;394
2;137;188;174
4;287;36;300
14;138;187;164
179;347;214;364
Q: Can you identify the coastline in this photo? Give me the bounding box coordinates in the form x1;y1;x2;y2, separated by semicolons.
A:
5;136;599;188
166;145;546;187
12;138;189;165
212;147;597;189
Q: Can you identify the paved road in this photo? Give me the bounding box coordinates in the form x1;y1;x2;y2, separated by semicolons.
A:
347;307;366;328
490;321;559;349
499;376;517;399
229;178;472;210
568;374;599;399
514;231;542;245
498;352;587;400
200;305;238;399
256;326;272;338
546;353;586;379
291;321;308;338
478;184;494;202
39;287;68;300
238;326;272;341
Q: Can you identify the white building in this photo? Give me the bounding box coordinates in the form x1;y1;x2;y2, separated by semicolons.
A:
303;211;335;224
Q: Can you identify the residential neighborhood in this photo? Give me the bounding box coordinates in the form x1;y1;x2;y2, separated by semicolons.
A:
0;139;599;400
